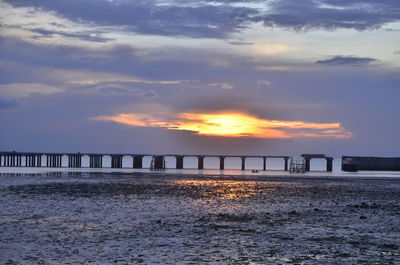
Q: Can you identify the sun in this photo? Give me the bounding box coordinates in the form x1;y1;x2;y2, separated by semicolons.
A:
93;111;351;139
177;112;284;137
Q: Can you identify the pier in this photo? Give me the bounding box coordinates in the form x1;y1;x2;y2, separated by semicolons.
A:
0;151;334;172
342;156;400;172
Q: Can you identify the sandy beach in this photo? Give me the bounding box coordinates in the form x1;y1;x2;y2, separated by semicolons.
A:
0;172;399;264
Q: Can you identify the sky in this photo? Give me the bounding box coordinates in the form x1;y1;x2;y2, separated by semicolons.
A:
0;0;399;156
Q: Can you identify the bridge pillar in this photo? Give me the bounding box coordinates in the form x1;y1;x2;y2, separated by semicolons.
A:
151;156;165;170
219;156;225;170
12;154;22;167
9;154;13;167
25;154;41;167
47;154;62;167
305;158;311;171
197;156;204;170
111;155;123;168
133;155;143;169
263;157;267;171
89;155;103;168
37;155;41;167
68;154;82;168
241;156;246;170
175;156;184;169
9;154;15;167
284;157;289;171
326;157;333;172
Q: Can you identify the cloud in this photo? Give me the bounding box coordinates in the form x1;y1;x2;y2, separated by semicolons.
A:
3;0;400;44
95;84;158;98
228;41;254;45
254;65;296;71
92;111;351;139
256;80;271;86
0;97;19;109
3;0;260;39
260;0;400;31
30;29;113;43
0;1;113;46
315;56;377;66
0;83;64;98
252;43;292;56
208;82;235;90
45;69;191;87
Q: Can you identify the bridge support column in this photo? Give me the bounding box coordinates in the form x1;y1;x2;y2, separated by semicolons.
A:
197;156;204;170
13;154;22;167
9;155;13;167
133;155;143;169
219;156;225;170
25;154;31;167
326;157;333;172
47;154;62;167
284;157;289;171
25;154;41;167
111;155;123;168
241;156;246;170
305;158;311;172
151;156;165;170
68;154;82;168
263;157;267;171
89;155;103;168
175;156;184;169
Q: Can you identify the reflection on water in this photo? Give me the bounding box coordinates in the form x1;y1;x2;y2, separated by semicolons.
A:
174;179;277;200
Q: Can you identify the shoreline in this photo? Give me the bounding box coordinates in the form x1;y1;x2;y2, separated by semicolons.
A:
1;168;400;182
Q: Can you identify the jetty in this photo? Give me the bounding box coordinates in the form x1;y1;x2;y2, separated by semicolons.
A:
0;151;334;172
342;156;400;172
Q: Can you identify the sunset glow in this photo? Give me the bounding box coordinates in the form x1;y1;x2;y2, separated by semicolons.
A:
93;112;351;139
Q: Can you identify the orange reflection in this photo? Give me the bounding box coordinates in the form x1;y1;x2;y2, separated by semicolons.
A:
174;180;274;200
93;111;351;138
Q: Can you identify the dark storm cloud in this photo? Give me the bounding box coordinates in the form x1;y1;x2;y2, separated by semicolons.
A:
315;56;377;66
260;0;400;31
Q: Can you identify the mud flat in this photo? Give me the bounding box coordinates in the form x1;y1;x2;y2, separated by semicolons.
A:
0;173;399;264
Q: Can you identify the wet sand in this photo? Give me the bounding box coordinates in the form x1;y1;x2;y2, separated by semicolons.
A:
1;173;399;264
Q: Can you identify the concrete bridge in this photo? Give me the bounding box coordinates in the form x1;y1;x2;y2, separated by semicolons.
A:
0;151;333;172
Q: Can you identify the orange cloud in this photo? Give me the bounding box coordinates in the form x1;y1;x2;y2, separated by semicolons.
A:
92;112;351;139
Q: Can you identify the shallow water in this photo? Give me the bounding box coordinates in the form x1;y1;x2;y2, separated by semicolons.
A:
1;173;399;264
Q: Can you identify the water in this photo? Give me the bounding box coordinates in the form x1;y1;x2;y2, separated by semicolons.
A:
0;172;399;264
